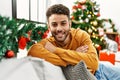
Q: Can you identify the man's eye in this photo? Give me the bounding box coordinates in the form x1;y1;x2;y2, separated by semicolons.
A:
61;22;66;26
52;23;57;27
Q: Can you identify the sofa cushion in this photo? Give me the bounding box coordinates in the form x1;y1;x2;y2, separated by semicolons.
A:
61;60;97;80
0;56;66;80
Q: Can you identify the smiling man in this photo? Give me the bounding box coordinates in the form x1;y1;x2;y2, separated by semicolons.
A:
28;4;98;74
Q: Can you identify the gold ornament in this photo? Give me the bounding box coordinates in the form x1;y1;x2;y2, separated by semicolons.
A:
95;44;99;48
87;11;89;14
88;28;92;33
89;11;92;14
92;20;98;26
90;21;93;25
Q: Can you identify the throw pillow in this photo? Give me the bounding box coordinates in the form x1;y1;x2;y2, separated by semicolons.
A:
61;60;97;80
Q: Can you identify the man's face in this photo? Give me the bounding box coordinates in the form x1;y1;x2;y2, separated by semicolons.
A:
48;14;71;42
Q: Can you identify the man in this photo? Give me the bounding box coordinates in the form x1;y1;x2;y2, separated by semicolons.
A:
28;4;98;74
28;4;120;80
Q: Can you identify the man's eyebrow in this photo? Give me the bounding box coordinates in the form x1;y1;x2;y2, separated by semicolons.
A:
61;20;67;22
51;22;57;24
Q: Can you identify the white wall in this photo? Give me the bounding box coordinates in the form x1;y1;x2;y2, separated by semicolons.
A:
96;0;120;33
0;0;12;17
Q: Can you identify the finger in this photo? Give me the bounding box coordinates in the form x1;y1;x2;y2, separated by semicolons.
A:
83;45;88;48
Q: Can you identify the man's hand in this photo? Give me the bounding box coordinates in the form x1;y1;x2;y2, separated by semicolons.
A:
45;42;56;53
76;45;88;53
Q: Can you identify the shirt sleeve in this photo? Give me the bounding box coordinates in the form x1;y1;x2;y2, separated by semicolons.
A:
54;45;98;71
27;43;67;67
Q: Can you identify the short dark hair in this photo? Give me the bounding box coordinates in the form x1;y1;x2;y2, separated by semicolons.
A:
46;4;70;20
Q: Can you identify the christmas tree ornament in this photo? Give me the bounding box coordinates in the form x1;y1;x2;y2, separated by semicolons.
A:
97;45;101;51
92;20;98;26
42;30;49;38
90;21;93;25
85;18;89;22
88;28;92;33
88;14;91;18
5;50;15;58
37;31;41;34
79;16;81;19
86;11;88;15
71;16;75;20
100;37;104;41
72;5;78;10
92;14;94;17
18;36;27;49
77;4;82;8
89;11;92;14
78;8;82;11
80;20;83;23
96;13;100;17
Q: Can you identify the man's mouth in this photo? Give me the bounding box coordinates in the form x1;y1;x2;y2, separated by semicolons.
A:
57;33;64;38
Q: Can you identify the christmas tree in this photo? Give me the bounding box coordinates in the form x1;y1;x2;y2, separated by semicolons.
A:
71;0;107;52
0;15;48;60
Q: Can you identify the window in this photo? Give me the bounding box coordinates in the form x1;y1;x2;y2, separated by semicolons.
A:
12;0;47;24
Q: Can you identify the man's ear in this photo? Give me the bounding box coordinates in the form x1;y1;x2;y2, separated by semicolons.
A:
47;22;50;30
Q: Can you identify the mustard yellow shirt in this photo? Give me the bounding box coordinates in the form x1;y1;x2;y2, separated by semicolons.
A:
28;28;99;73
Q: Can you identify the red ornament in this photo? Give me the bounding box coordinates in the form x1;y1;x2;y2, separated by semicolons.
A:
97;45;101;51
5;50;15;58
72;5;78;10
42;30;49;39
18;36;27;49
96;13;100;17
38;31;41;34
71;16;75;20
77;4;82;8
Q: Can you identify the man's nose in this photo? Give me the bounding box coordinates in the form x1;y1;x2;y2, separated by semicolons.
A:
56;25;62;31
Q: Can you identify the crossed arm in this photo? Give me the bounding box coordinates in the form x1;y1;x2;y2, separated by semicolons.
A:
28;41;89;66
45;41;88;53
28;41;98;71
44;41;98;70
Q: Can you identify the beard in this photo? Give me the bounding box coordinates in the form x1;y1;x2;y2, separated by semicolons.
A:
51;29;70;42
